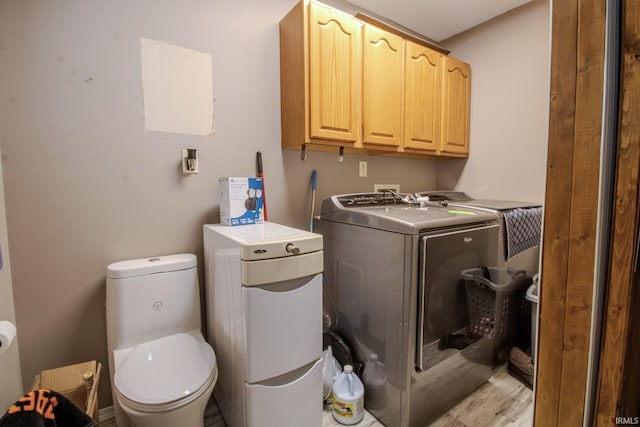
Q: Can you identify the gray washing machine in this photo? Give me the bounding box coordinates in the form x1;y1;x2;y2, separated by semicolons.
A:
415;191;543;276
316;192;502;427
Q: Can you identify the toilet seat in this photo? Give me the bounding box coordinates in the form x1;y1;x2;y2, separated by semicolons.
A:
115;369;217;414
114;332;216;411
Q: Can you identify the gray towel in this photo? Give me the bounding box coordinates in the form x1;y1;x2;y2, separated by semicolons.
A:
504;207;543;259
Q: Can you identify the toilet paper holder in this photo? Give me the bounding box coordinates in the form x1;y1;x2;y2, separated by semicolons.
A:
0;320;17;354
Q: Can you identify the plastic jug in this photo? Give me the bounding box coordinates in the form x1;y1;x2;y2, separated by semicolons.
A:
332;364;364;425
362;353;387;409
322;345;342;400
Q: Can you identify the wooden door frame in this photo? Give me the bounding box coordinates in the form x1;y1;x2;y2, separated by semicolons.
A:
594;1;640;422
535;0;640;424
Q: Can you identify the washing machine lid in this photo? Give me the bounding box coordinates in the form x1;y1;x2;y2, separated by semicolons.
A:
114;333;216;405
319;193;499;234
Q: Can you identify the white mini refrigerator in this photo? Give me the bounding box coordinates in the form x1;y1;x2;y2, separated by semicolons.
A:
203;222;323;427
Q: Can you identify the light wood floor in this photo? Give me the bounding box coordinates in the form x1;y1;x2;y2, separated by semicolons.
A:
99;364;532;427
429;364;533;427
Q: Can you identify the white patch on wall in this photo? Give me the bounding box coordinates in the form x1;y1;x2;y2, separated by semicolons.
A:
140;38;215;135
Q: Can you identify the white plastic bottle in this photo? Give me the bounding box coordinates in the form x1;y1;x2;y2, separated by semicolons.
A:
362;353;387;409
322;345;342;401
332;364;364;425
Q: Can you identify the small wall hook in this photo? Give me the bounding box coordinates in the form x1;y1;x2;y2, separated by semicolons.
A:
338;146;344;163
301;144;307;161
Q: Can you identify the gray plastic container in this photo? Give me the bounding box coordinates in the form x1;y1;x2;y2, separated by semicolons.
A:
525;274;540;361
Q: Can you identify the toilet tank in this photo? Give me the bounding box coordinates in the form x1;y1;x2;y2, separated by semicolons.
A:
106;254;202;350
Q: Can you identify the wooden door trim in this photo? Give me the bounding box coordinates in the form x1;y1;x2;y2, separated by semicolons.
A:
595;1;640;423
535;0;578;421
535;0;606;424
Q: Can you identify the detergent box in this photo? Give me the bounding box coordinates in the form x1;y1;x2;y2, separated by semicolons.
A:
219;177;264;226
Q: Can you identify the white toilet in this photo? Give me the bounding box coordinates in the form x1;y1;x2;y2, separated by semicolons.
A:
106;253;217;427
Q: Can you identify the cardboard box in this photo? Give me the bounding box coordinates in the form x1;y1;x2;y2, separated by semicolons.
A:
219;177;264;226
31;360;101;422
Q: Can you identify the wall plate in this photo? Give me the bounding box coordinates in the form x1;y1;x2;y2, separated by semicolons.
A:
359;161;367;177
374;184;400;192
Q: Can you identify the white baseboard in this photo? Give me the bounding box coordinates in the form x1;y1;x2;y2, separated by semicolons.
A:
99;406;114;423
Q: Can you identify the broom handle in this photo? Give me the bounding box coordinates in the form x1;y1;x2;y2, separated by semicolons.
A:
257;152;267;221
310;170;317;232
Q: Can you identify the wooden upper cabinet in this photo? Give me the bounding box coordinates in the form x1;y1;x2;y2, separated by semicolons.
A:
279;0;469;158
279;0;362;149
441;56;471;155
309;2;362;144
362;25;404;148
403;41;442;152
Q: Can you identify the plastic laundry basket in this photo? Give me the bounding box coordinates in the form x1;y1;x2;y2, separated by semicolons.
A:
461;267;532;364
526;274;540;361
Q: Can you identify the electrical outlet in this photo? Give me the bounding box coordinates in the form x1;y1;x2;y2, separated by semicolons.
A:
359;161;367;177
374;184;400;193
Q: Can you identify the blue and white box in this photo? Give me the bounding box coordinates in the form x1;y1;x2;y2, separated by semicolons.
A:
219;177;264;226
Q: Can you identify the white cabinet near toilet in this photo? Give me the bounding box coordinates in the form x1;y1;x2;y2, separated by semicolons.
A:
245;358;323;426
203;222;324;427
243;275;322;383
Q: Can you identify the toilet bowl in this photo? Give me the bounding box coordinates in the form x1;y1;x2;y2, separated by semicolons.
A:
106;254;217;427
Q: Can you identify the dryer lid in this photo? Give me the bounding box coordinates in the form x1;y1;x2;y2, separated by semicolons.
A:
114;333;216;405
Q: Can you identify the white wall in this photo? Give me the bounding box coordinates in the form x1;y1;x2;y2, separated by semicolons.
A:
0;157;23;411
437;0;551;204
0;0;437;408
0;0;550;411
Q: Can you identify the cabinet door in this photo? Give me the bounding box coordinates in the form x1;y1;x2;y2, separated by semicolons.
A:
362;25;404;147
403;41;441;152
242;273;322;383
245;359;322;427
441;56;471;155
309;2;362;144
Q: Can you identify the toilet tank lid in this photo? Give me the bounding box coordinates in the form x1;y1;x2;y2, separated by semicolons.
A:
107;254;196;279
